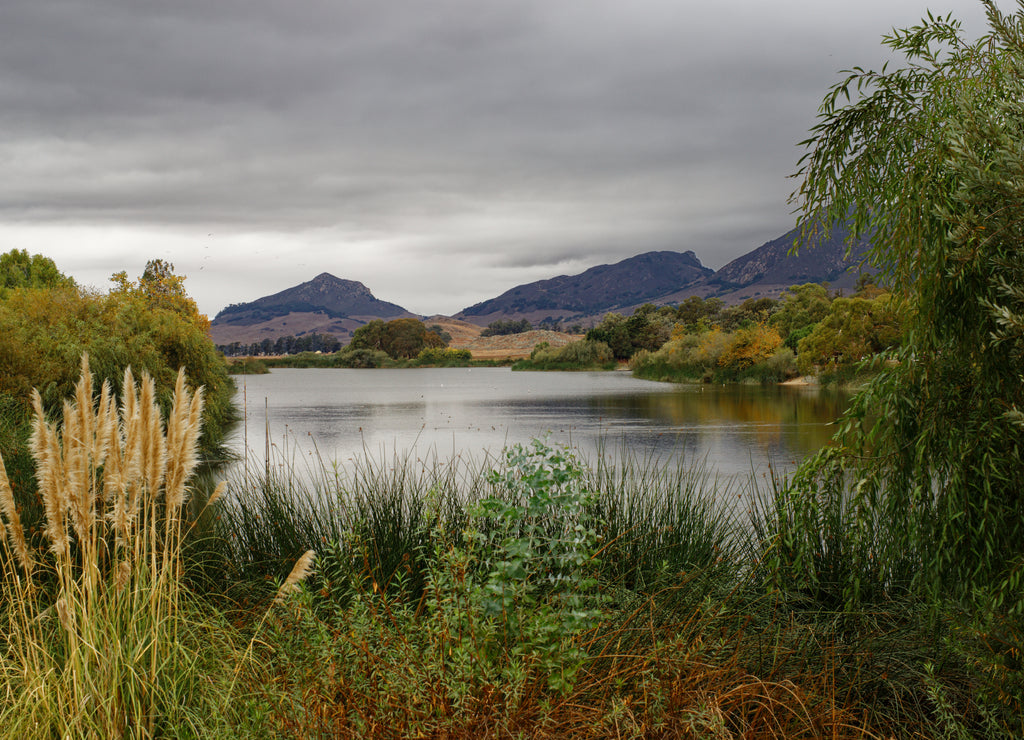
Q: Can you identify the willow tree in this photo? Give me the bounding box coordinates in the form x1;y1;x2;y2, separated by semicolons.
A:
783;1;1024;613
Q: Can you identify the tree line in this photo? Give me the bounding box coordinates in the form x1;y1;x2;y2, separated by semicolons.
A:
218;333;342;357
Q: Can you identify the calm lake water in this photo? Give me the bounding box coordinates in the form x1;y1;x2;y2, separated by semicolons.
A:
227;368;849;479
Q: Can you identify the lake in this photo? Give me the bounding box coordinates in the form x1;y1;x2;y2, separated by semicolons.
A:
227;368;848;479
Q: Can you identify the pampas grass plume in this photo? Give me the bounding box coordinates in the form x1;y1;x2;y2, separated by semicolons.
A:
274;550;316;605
0;453;33;576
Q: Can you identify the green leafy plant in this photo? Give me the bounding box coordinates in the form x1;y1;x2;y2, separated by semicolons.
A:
468;439;604;692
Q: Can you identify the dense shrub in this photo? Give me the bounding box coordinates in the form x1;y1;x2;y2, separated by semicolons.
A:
480;318;532;337
415;347;472;366
0;262;235;461
512;339;615;370
350;318;446;359
795;293;903;375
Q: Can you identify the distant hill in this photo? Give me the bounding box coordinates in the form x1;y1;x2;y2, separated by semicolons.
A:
706;223;872;293
455;250;713;326
455;225;875;326
207;224;876;347
209;272;413;346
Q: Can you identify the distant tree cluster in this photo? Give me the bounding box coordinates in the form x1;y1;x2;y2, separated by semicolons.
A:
427;324;453;344
585;306;674;360
415;347;472;366
349;318;447;359
0;249;75;297
514;280;900;381
627;281;904;383
218;333;342;357
480;319;532;337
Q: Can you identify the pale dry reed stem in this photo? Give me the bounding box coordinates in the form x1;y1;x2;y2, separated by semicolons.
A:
164;371;187;478
0;452;34;576
74;355;94;471
63;393;94;548
274;550;317;605
105;441;130;547
121;367;138;437
101;378;125;514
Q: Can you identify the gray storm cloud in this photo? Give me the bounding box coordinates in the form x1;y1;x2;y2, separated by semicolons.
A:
0;0;1003;315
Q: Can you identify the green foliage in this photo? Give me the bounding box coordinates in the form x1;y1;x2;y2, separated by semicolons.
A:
787;4;1024;726
0;259;235;462
512;339;615;371
426;324;453;343
333;348;394;368
219;333;342;357
468;440;604;692
349;318;446;359
795;293;903;375
770;283;832;341
221;443;978;736
415;347;472;366
585;309;673;360
480;318;532;337
0;249;73;296
673;295;724;332
227;357;271;375
632;325;797;384
716;296;780;331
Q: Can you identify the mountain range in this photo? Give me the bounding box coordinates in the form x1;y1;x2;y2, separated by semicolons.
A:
209;224;873;347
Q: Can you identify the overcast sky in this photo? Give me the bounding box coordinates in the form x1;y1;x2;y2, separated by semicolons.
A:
0;1;1009;317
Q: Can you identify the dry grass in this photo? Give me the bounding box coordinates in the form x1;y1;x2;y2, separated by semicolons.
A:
452;329;582;360
0;355;243;738
260;588;880;739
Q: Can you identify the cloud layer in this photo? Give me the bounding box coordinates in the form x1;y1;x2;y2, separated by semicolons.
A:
0;0;1003;315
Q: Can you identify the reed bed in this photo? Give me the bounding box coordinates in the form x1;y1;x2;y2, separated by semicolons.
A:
218;438;974;738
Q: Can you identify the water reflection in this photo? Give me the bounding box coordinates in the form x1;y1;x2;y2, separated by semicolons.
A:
229;368;849;478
